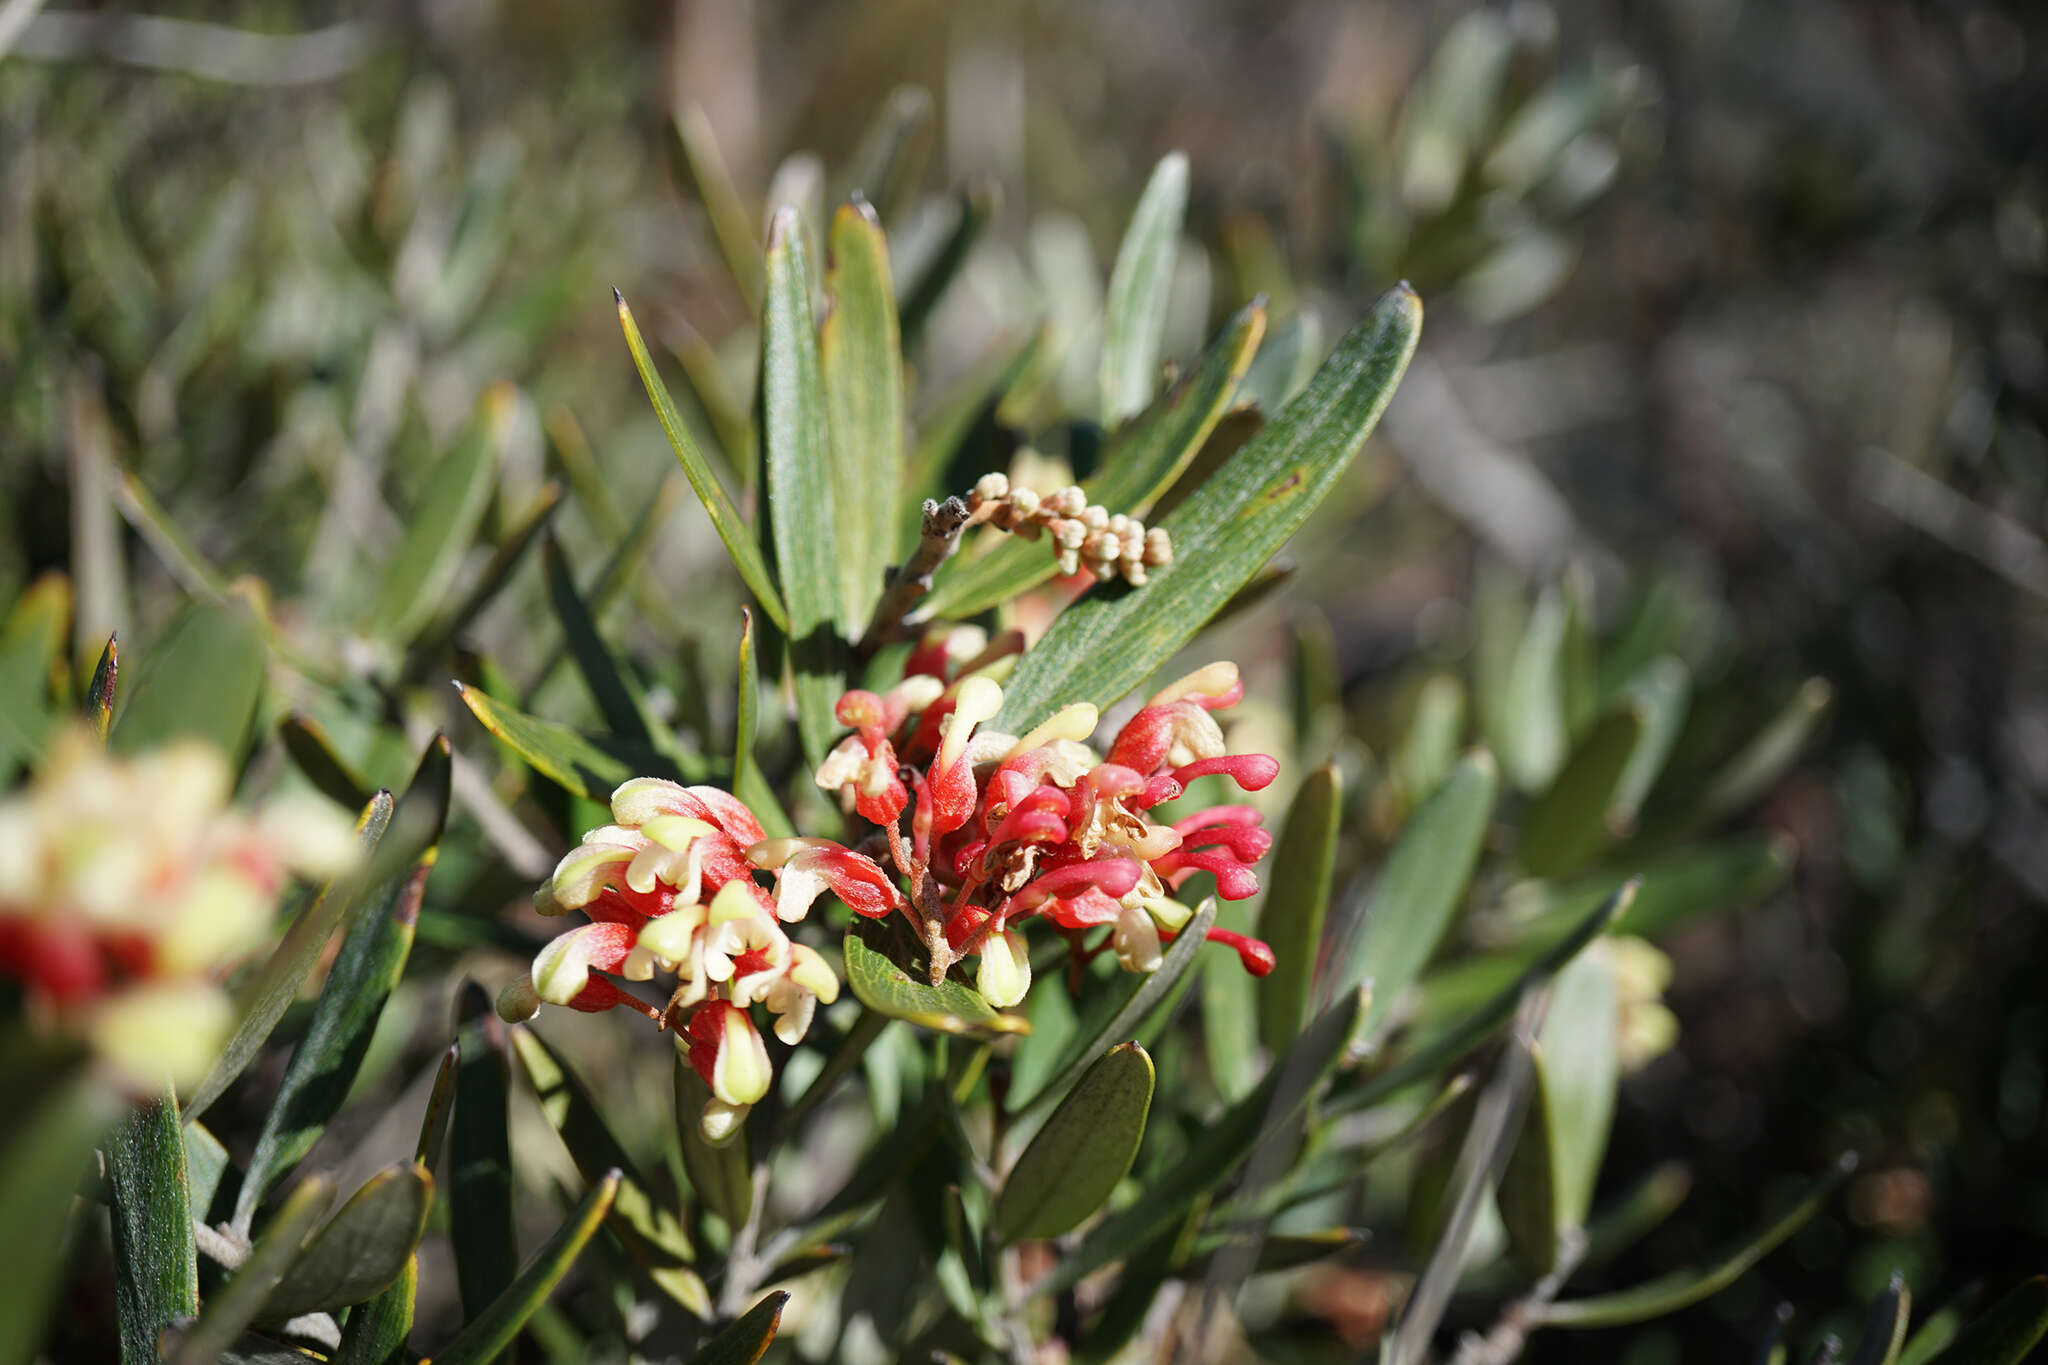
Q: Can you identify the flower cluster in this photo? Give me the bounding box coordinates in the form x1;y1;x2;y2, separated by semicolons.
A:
817;640;1278;1006
499;779;901;1143
963;473;1173;585
0;726;359;1087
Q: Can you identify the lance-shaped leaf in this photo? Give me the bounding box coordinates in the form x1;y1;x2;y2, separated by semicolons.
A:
990;283;1420;732
0;574;70;771
1338;749;1496;1033
430;1170;620;1365
83;633;117;740
332;1255;416;1365
261;1164;432;1320
924;301;1265;620
108;1088;199;1365
369;421;497;645
280;713;373;811
898;181;996;346
1101;153;1189;425
839;85;933;221
1534;1154;1858;1329
0;1073;114;1365
617;291;788;631
1478;581;1569;793
513;1028;710;1316
731;609;793;839
409;480;565;670
183;791;396;1124
997;1044;1154;1242
184;1121;230;1222
1258;764;1343;1051
843;917;1029;1036
1326;879;1635;1120
1611;656;1689;823
237;739;448;1225
669;107;763;313
542;535;654;744
762;208;849;764
822;201;906;631
1008;899;1215;1116
1541;946;1619;1233
1922;1276;2048;1365
675;1059;754;1233
1521;702;1646;880
167;1174;334;1365
450;985;517;1327
1497;1047;1562;1274
1845;1273;1911;1365
1393;673;1467;810
1698;678;1834;823
686;1291;789;1365
1038;986;1367;1297
1201;897;1262;1102
111;598;266;759
456;682;688;800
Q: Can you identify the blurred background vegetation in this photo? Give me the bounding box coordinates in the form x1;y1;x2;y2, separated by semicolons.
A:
4;0;2045;1360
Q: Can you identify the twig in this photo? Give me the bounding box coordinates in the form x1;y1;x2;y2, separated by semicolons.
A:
855;495;972;661
1449;1226;1589;1365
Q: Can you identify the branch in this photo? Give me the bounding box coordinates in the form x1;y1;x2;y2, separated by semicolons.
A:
856;495;972;660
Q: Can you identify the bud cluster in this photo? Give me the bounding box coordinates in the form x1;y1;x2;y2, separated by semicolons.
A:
817;634;1278;1007
0;726;359;1087
499;779;901;1143
965;473;1173;585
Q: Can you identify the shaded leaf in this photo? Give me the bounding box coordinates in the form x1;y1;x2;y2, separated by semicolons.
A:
997;1044;1154;1241
416;1042;460;1168
1521;703;1646;880
990;283;1421;732
1101;153;1189;425
1846;1273;1911;1365
369;422;497;645
111;599;266;760
263;1165;432;1319
675;1059;754;1234
843;917;1029;1037
1201;896;1262;1103
542;535;653;744
1257;764;1344;1051
898;182;996;346
168;1176;334;1365
840;86;933;221
1497;1048;1561;1275
331;1256;416;1365
669;107;764;314
0;1072;114;1365
430;1170;620;1365
279;713;373;811
685;1291;789;1365
1699;678;1834;823
1924;1276;2048;1365
1393;673;1466;810
731;609;793;839
450;985;518;1328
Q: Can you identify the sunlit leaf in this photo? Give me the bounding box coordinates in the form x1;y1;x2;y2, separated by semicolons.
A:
1101;153;1189;425
843;918;1028;1037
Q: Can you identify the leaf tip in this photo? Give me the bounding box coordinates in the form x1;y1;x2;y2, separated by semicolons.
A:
612;285;625;308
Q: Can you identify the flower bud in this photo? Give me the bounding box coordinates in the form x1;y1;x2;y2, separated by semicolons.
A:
975;928;1032;1008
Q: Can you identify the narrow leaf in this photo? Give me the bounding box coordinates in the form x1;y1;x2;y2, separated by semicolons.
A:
898;182;995;346
685;1291;789;1365
1201;896;1262;1102
262;1164;432;1319
1924;1276;2048;1365
83;633;117;740
669;107;764;314
675;1060;755;1234
332;1256;416;1365
1611;656;1690;823
542;535;653;743
732;609;792;839
1536;1154;1858;1329
430;1170;620;1365
990;283;1421;732
1496;1048;1561;1274
617;292;788;631
1101;153;1189;425
369;423;497;645
416;1042;460;1167
108;1088;199;1365
1480;582;1569;793
822;200;906;630
169;1175;334;1365
1541;947;1619;1230
762;207;848;764
1521;703;1645;879
183;792;396;1124
450;985;518;1328
111;599;266;759
1699;678;1834;823
839;85;933;221
1846;1273;1911;1365
1008;899;1215;1116
409;481;564;668
843;918;1029;1037
1257;764;1343;1051
1393;673;1466;810
456;682;683;801
1339;749;1497;1033
0;1073;114;1365
997;1044;1154;1241
279;714;372;811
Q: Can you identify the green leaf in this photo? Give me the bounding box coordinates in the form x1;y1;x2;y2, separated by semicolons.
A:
237;739;447;1224
997;1044;1154;1242
183;792;396;1124
685;1291;789;1365
183;1120;230;1221
408;481;565;669
1101;153;1189;425
1846;1273;1911;1365
430;1170;620;1365
168;1174;334;1365
670;107;764;314
512;1028;711;1317
843;917;1030;1037
898;181;996;347
617;292;788;631
83;633;117;740
331;1256;416;1365
1038;986;1368;1298
1521;702;1646;879
730;609;793;839
279;713;372;811
1535;1154;1857;1329
542;535;653;744
1479;581;1570;792
1497;1049;1561;1274
822;201;906;631
1257;764;1343;1051
1393;673;1466;810
0;574;73;773
674;1059;755;1233
1925;1276;2048;1365
456;682;684;801
1201;896;1262;1103
1579;1160;1691;1269
262;1164;432;1319
108;1087;199;1365
923;301;1265;620
450;984;518;1329
1325;879;1635;1120
0;1072;114;1365
1698;677;1834;823
1540;947;1618;1230
369;422;497;644
839;86;933;221
111;599;266;760
113;472;232;603
416;1042;459;1167
762;207;849;765
990;283;1421;732
1339;749;1497;1033
1008;899;1215;1116
1611;656;1689;822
